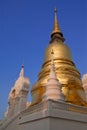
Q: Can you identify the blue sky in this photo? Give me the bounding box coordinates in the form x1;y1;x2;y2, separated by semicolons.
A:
0;0;87;119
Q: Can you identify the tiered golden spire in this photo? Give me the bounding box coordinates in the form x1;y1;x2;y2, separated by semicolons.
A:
31;8;86;106
51;8;63;38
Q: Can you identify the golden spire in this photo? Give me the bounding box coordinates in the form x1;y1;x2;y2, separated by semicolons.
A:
51;8;63;38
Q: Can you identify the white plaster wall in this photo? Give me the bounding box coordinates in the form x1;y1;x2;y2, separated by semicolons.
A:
50;117;87;130
19;118;50;130
1;100;87;130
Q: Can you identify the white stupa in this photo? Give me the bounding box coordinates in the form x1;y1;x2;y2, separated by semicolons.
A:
6;65;30;118
42;50;65;101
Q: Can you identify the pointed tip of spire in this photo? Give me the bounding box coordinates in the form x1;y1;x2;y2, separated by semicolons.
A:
54;7;57;19
22;64;24;68
48;50;57;79
51;7;63;38
19;64;24;77
51;49;55;66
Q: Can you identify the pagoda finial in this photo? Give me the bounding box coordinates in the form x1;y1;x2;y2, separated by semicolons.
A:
22;64;24;68
54;7;57;22
51;7;63;38
19;64;24;77
49;50;57;79
51;49;55;68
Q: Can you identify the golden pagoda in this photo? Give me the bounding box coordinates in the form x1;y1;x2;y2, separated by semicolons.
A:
31;8;86;106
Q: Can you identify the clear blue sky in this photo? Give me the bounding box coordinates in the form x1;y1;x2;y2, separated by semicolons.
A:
0;0;87;119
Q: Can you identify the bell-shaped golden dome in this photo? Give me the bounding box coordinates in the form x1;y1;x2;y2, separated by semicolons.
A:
31;8;86;106
44;40;72;62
